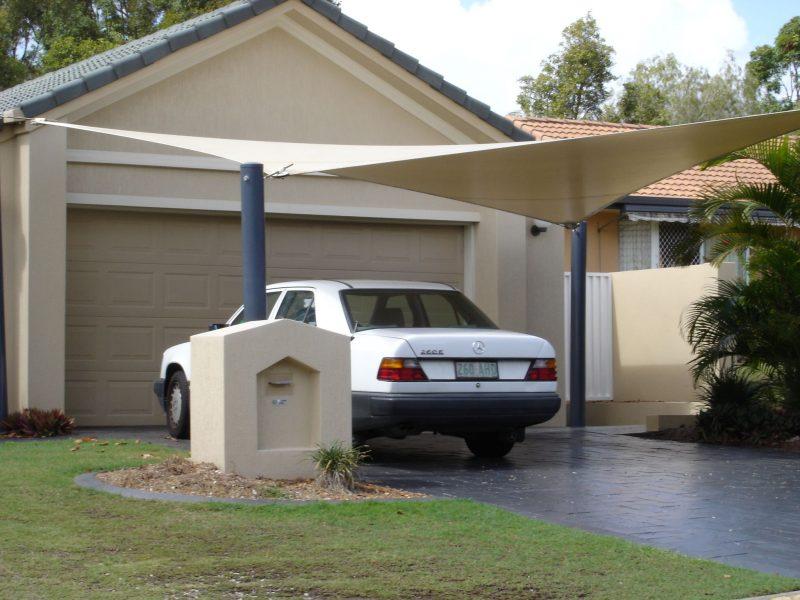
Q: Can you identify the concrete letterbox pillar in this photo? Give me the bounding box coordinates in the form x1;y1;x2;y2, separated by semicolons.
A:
190;319;351;479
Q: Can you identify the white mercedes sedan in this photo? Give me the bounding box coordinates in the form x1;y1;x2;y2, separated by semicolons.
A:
154;280;560;457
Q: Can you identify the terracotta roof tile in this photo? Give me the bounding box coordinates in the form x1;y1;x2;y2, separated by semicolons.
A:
509;116;776;200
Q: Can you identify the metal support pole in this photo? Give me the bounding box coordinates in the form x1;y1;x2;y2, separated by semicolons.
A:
0;198;7;423
569;221;587;427
240;163;266;322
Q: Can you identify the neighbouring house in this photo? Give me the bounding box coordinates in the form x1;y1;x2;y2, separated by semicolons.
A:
510;116;775;275
512;116;775;424
0;0;770;432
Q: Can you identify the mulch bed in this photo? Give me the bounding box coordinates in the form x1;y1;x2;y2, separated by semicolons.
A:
96;456;426;502
634;426;800;452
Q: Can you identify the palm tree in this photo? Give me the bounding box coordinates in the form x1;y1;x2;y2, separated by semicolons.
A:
686;135;800;265
683;135;800;413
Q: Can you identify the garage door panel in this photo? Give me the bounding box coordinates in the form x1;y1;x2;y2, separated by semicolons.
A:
66;374;163;426
66;209;464;426
218;274;244;312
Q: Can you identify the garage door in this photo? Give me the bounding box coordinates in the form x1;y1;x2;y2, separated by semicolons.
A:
65;208;465;425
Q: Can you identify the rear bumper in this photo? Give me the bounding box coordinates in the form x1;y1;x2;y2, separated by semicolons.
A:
352;391;560;436
153;379;166;411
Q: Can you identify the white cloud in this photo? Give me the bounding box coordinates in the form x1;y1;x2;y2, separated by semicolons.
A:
340;0;750;115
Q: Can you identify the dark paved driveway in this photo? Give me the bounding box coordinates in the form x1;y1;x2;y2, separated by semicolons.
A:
362;428;800;578
24;425;799;577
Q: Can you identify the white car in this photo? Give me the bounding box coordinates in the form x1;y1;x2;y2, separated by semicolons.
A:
153;280;560;457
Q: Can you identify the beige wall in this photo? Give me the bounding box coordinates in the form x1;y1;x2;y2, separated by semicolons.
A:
563;210;620;273
610;263;719;405
0;125;67;413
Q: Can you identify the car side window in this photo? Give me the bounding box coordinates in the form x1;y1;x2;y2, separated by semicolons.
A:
230;291;281;326
276;290;316;326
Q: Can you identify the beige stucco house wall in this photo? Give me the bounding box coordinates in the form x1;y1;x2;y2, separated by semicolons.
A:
0;0;566;425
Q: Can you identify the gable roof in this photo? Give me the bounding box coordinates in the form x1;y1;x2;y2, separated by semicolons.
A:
0;0;533;141
510;115;775;201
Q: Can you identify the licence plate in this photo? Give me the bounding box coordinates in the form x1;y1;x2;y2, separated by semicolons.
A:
455;361;498;380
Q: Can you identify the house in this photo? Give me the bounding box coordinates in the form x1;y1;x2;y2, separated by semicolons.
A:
0;0;567;428
0;0;774;432
510;116;775;274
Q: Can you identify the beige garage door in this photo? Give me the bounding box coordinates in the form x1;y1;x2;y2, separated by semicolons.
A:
65;208;464;425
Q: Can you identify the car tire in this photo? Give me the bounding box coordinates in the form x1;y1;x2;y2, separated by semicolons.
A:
465;433;515;458
166;370;190;439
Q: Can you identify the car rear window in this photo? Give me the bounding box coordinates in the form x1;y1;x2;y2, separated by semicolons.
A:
342;290;496;332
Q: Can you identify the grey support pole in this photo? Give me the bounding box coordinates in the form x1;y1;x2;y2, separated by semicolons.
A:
568;221;587;427
240;163;266;322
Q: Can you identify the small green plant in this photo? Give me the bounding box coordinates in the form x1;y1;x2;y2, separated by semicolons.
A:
310;441;370;492
695;369;796;444
0;408;75;438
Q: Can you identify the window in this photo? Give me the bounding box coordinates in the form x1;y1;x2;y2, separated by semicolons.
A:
658;221;701;268
276;290;316;325
619;220;702;271
342;290;496;332
419;293;463;327
230;292;281;325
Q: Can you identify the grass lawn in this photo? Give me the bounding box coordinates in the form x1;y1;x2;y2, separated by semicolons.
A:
1;439;798;599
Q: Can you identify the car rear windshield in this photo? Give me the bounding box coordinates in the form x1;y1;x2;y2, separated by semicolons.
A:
342;290;497;332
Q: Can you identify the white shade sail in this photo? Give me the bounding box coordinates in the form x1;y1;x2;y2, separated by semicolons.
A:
38;109;800;224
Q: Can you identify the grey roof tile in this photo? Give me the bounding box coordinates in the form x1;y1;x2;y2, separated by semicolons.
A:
251;0;280;15
307;0;341;22
195;15;227;39
0;0;532;141
364;31;394;58
113;53;145;78
168;27;199;52
141;39;171;65
19;93;57;116
391;49;419;74
222;3;255;27
337;14;368;41
52;79;88;105
440;81;467;105
416;65;444;90
83;66;116;91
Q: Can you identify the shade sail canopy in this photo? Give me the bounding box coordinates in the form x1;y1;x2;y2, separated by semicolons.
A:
39;109;800;224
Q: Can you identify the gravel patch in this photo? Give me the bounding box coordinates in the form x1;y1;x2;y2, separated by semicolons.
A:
96;456;425;502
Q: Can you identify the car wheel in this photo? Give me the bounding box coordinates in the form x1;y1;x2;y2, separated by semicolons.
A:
464;433;515;458
166;370;190;439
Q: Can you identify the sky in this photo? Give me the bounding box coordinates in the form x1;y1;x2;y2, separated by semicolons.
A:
340;0;798;115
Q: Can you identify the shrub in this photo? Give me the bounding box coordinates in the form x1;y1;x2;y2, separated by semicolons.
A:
695;369;796;444
310;441;370;492
0;409;75;438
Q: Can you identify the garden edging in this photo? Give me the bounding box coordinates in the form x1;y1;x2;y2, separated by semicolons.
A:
73;472;439;505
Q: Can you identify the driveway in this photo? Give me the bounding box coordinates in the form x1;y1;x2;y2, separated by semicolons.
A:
363;427;800;578
60;425;800;578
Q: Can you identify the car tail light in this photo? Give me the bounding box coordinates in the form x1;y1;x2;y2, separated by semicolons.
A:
377;358;428;382
526;359;557;381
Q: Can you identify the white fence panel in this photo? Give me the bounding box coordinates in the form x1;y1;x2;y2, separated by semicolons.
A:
564;272;613;401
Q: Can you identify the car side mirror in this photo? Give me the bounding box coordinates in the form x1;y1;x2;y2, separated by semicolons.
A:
209;323;228;331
